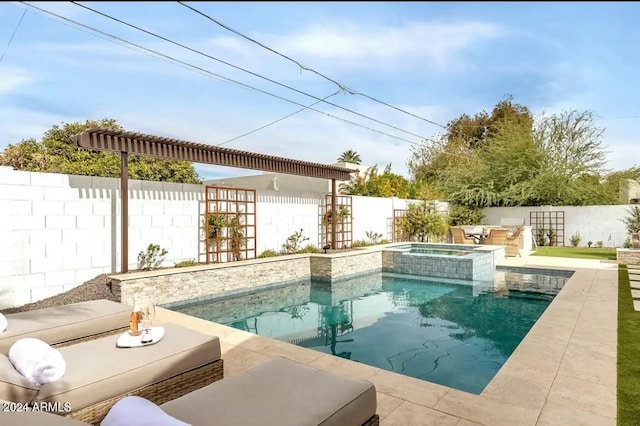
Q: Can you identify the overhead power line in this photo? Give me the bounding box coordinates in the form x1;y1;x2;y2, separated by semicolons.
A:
177;1;448;130
218;90;340;146
20;2;423;147
69;1;430;141
0;8;27;64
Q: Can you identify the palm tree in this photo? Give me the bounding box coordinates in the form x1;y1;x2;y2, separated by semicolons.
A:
337;150;361;164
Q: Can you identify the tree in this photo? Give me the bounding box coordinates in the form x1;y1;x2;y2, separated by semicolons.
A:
340;164;411;198
398;201;449;242
337;150;361;164
0;119;201;183
408;96;534;185
408;98;613;207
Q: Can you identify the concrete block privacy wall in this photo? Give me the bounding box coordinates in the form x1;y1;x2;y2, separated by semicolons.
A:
482;205;634;248
0;167;204;308
3;166;633;309
0;168;424;308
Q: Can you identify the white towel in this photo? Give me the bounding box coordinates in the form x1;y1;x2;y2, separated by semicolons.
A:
101;396;191;426
0;313;6;333
8;337;66;385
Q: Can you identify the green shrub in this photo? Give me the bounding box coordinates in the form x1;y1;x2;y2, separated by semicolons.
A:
596;240;604;248
297;244;320;253
258;249;280;258
448;204;485;226
282;229;309;254
365;231;382;245
174;259;199;268
352;240;369;247
137;243;168;271
623;237;633;249
378;239;391;244
569;232;582;248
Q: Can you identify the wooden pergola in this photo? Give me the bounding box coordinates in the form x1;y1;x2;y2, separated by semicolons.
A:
74;128;356;272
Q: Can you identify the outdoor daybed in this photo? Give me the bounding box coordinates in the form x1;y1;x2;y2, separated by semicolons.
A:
0;322;223;424
0;300;131;354
0;357;378;426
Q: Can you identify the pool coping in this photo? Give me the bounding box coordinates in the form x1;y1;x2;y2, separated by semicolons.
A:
154;255;618;425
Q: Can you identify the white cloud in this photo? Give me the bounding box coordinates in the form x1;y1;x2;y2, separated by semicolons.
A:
255;21;505;72
0;67;36;96
0;105;80;147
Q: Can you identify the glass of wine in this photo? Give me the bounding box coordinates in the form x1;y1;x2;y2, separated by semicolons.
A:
140;303;156;343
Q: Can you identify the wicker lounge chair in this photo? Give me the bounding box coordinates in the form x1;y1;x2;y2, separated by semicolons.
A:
482;228;510;246
505;226;524;257
1;357;377;426
450;227;476;244
0;322;223;425
0;300;131;354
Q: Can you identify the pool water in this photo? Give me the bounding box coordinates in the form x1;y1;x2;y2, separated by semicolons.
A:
171;268;571;394
407;248;471;256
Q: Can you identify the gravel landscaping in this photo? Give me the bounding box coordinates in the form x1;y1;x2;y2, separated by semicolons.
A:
1;274;120;314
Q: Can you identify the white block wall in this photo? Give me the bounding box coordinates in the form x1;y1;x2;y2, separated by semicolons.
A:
0;168;203;309
482;205;634;247
254;190;324;253
0;168;431;308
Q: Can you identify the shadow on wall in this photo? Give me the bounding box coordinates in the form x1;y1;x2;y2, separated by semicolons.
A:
67;175;206;273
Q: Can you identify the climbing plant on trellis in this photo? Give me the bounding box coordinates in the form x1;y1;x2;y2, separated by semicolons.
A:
204;186;256;263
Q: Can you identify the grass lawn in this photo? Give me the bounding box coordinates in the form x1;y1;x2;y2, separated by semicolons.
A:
618;264;640;425
530;246;617;261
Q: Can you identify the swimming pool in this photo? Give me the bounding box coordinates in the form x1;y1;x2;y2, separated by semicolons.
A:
407;248;471;256
170;268;572;394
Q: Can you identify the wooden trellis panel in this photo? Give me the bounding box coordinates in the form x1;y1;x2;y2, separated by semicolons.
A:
322;195;352;249
529;210;565;247
393;209;409;242
205;186;256;263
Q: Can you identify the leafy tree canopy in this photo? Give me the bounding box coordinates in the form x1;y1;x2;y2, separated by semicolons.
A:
340;164;411;198
0;119;202;184
407;97;622;207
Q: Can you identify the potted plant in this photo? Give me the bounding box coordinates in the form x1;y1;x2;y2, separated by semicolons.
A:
622;206;640;249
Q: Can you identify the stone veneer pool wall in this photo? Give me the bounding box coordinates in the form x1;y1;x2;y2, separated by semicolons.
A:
110;243;505;308
382;244;504;282
617;248;640;264
110;248;384;307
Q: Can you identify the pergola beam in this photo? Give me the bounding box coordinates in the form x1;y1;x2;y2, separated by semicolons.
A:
74;128;356;272
75;129;355;181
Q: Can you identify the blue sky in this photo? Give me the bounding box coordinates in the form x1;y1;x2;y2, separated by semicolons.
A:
1;1;639;180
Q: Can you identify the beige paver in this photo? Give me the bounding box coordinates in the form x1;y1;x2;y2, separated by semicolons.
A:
434;389;540;426
152;254;618;425
546;374;617;419
367;369;449;408
536;401;615;426
481;372;550;411
307;353;381;380
375;392;404;420
381;401;460;426
556;339;616;387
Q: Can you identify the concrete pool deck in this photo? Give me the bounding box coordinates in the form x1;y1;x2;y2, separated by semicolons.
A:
154;255;618;425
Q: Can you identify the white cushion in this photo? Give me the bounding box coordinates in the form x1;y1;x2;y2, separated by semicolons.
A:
101;396;190;426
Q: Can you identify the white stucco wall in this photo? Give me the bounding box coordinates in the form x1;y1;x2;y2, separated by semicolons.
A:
0;168;427;308
482;205;633;247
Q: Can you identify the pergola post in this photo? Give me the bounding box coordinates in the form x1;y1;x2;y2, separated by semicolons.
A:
331;178;337;249
74;129;358;269
120;151;129;273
